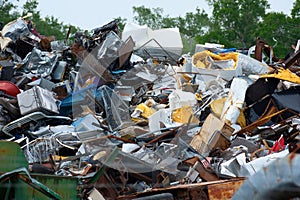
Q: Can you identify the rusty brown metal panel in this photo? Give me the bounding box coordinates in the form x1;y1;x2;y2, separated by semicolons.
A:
284;50;300;69
207;179;244;200
189;188;209;200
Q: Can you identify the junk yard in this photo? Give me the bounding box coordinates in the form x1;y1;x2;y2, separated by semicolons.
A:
0;0;300;199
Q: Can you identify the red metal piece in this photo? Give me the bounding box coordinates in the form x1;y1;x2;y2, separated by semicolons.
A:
0;81;21;97
269;134;285;154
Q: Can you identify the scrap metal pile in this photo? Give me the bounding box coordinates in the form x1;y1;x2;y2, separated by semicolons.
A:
0;16;300;200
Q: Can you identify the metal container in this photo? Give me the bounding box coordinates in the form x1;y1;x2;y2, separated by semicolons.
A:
0;141;81;200
17;85;59;115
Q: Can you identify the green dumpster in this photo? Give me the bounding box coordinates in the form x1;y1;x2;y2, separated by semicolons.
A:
0;141;82;200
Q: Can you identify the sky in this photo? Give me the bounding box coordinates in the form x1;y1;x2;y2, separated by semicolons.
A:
15;0;296;30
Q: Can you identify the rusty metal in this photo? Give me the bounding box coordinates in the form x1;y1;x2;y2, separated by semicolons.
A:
119;179;244;200
144;126;182;146
189;188;208;200
107;135;136;143
154;172;170;188
287;131;300;142
64;26;72;44
208;179;244;200
250;148;267;161
95;174;119;200
289;143;300;153
254;37;265;62
128;172;152;183
184;157;219;182
283;50;300;69
257;99;277;120
174;187;208;200
254;37;279;63
3;14;300;200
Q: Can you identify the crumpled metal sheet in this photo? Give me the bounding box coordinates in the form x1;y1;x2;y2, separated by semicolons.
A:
0;35;12;51
20;47;58;77
1;18;30;41
272;87;300;113
96;31;124;71
98;85;134;131
232;153;300;200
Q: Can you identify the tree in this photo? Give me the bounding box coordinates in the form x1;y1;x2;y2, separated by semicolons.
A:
0;0;20;26
256;12;298;58
178;8;210;37
133;6;164;29
206;0;269;49
196;24;234;48
114;17;127;32
254;0;300;58
291;0;300;18
22;0;39;16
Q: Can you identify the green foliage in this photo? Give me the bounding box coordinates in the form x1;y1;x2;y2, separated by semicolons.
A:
22;0;39;16
0;0;20;25
256;12;299;58
161;17;178;28
206;0;269;49
131;3;299;56
133;6;164;30
291;0;300;18
177;8;210;37
195;27;235;49
181;34;197;54
201;0;299;57
35;16;65;40
114;17;127;32
20;0;73;40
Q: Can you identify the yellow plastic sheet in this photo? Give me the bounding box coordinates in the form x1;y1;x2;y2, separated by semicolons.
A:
210;98;246;127
192;50;239;69
261;68;300;84
172;105;199;124
210;98;226;118
135;103;156;119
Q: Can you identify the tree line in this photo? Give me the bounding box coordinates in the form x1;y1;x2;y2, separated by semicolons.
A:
1;0;299;58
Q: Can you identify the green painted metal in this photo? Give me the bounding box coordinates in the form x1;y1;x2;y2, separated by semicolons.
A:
0;141;81;199
0;141;28;172
0;167;61;199
17;174;80;200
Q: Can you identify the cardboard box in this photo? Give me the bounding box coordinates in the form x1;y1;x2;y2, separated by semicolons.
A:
190;113;234;154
